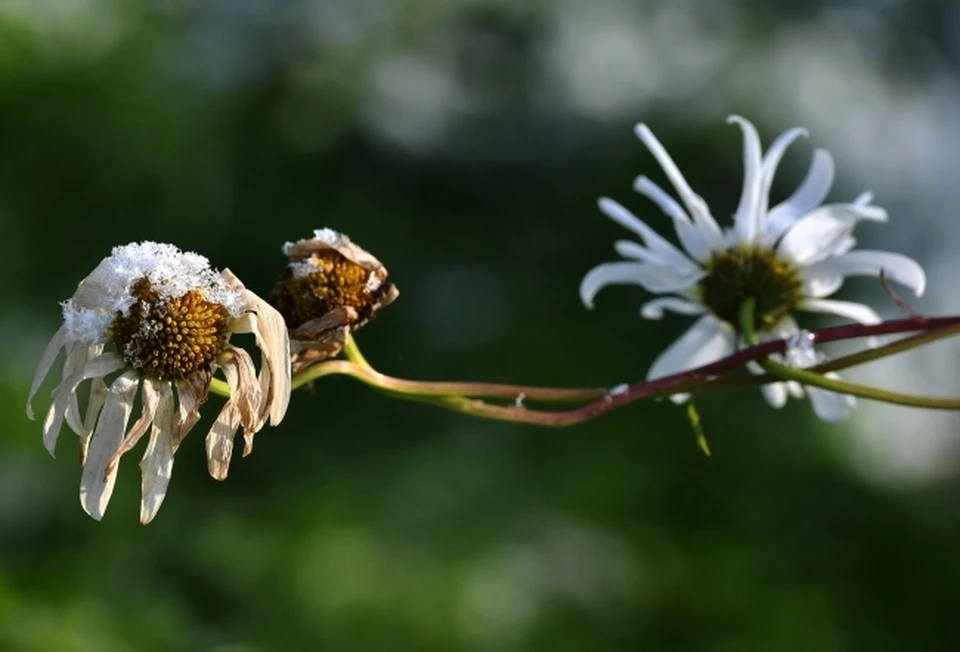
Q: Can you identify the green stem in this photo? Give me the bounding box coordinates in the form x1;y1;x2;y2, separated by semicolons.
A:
737;299;960;410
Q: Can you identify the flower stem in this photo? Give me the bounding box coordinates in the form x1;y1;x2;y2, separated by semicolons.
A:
737;299;960;410
292;335;607;402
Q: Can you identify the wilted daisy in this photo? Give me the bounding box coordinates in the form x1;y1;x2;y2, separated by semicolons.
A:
27;242;291;523
580;116;926;421
270;228;398;373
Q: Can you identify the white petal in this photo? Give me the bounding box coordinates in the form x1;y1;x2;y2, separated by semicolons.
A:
597;197;700;274
803;250;926;297
728;115;764;244
761;380;788;408
764;149;835;243
79;371;139;521
807;374;855;422
757;127;808;216
139;385;176;524
647;316;735;382
26;326;67;420
633;176;711;262
777;203;887;265
797;298;882;326
580;262;702;309
613;240;662;265
633;125;726;251
639;297;706;320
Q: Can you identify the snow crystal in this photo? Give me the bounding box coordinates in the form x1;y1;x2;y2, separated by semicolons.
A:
313;227;341;245
784;330;820;369
60;241;244;344
608;383;629;397
289;258;321;279
282;227;343;255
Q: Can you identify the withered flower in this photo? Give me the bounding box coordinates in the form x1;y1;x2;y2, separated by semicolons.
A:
27;242;291;523
270;228;398;373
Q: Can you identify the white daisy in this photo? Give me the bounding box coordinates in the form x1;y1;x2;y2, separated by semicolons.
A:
27;242;291;523
580;116;926;422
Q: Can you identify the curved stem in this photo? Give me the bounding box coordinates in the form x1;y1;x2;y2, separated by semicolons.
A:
292;350;607;402
738;299;960;410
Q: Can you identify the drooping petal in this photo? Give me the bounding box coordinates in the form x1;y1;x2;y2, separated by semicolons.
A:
63;344;105;436
807;374;855;422
776;203;887;265
26;326;68;420
797;298;882;326
580;262;703;309
633;176;711;262
802;255;866;300
43;353;124;457
80;377;110;466
613;240;662;265
203;347;261;481
79;371;139;521
172;376;207;452
206;403;241;481
647;315;735;382
224;269;291;429
633;124;726;252
764;149;835;244
106;377;163;476
639;297;706;320
226;346;261;432
139;383;176;525
597;197;700;274
803;250;926;297
757;126;808;217
760;379;788;408
728;115;764;244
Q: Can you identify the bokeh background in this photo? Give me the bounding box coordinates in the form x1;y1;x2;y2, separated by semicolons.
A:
3;0;960;649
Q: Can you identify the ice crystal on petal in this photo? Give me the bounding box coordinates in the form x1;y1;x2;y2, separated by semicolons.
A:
784;330;820;368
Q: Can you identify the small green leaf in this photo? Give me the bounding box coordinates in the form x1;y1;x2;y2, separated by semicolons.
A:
687;402;711;457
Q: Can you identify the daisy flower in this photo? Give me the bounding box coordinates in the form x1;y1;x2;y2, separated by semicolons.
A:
27;242;291;523
270;228;398;373
580;116;926;421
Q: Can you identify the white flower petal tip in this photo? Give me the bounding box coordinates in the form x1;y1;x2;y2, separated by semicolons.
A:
632;123;653;143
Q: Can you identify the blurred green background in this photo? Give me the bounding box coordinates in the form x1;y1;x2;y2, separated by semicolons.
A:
4;0;960;650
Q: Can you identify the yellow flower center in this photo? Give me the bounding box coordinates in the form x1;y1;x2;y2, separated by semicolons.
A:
110;277;230;380
698;246;803;332
270;251;382;329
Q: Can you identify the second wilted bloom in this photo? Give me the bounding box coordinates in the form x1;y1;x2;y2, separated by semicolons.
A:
27;242;291;523
270;228;398;372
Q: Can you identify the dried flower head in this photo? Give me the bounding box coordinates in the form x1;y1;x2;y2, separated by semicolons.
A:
27;242;291;523
270;228;398;372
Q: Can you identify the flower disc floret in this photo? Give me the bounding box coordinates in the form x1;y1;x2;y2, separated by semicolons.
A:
698;246;803;332
272;250;380;329
110;277;230;380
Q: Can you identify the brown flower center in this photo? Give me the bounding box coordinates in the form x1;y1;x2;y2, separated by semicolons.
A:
270;251;384;329
110;277;230;380
698;246;804;332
